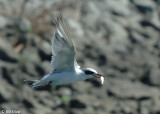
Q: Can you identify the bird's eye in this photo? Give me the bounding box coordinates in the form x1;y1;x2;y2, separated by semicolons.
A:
84;70;94;75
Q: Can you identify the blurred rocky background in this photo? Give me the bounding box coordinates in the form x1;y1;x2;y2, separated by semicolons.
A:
0;0;160;114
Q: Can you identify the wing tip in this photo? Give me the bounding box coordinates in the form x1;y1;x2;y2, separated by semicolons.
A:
51;14;74;47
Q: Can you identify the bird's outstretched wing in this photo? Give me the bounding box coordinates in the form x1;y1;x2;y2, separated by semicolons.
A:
50;14;80;73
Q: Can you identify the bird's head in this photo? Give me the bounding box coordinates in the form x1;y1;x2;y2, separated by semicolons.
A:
82;68;104;84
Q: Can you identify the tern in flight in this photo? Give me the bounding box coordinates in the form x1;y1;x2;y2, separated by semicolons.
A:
25;14;104;89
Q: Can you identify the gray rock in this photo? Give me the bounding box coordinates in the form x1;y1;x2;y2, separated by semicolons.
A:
151;96;160;113
140;100;152;114
119;100;138;114
0;39;19;63
69;99;86;109
40;61;51;75
68;19;84;37
0;16;8;29
0;78;15;101
106;79;160;99
58;87;72;96
19;18;32;33
149;68;160;87
38;40;51;61
132;0;155;14
21;47;41;63
106;0;130;16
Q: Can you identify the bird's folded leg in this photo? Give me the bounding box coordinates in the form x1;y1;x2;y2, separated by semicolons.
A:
38;81;52;90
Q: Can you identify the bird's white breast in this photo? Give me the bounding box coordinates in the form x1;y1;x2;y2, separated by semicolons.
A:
46;69;85;85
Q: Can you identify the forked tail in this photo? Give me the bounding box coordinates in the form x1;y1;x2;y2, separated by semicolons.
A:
24;80;52;90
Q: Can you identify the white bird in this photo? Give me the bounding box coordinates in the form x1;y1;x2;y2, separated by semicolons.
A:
25;14;104;90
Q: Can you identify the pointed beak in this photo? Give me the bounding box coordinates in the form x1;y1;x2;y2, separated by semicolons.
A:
93;73;104;84
93;74;103;78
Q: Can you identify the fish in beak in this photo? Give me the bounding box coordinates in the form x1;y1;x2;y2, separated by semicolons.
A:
93;74;104;84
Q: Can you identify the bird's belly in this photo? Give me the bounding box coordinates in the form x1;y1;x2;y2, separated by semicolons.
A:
51;72;80;85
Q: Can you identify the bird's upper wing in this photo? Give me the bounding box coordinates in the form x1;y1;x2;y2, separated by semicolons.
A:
50;14;80;73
